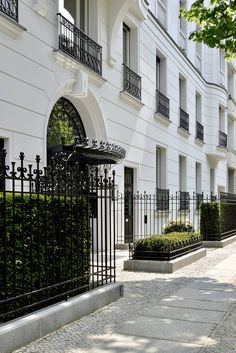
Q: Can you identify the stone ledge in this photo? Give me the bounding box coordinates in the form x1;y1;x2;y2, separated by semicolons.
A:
154;112;172;126
119;91;144;110
0;12;26;38
123;248;206;273
177;127;190;138
0;283;123;353
203;234;236;248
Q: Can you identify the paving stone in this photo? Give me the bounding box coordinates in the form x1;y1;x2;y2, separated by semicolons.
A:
161;297;231;312
175;287;236;303
144;305;225;323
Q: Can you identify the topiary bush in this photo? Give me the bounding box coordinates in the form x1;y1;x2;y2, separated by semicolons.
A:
200;202;221;241
163;219;194;234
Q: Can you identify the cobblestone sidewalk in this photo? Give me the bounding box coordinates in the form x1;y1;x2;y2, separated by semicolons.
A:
14;244;236;353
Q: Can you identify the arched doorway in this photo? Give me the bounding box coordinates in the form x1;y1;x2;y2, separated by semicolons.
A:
47;97;86;161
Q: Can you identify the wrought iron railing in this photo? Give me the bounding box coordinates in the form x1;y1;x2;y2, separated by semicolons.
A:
0;150;116;323
123;63;142;101
196;192;203;210
179;108;189;132
179;191;190;211
156;188;169;211
196;121;204;141
0;0;18;21
219;131;227;148
57;13;102;76
156;90;170;119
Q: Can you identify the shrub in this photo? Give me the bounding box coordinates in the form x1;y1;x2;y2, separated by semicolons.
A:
200;202;236;241
163;219;194;234
0;192;91;321
134;232;201;254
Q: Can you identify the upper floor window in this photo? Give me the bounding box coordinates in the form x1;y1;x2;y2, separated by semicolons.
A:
59;0;89;33
123;23;130;67
156;0;167;27
219;49;225;86
179;0;187;52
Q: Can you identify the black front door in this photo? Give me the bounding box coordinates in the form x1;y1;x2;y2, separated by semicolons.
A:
124;167;134;243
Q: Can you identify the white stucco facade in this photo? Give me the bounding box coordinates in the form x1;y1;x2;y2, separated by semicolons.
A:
0;0;236;196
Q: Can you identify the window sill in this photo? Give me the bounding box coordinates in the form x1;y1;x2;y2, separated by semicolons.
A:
0;12;26;38
119;91;144;110
154;112;171;127
178;127;190;138
33;0;48;17
53;50;106;87
195;138;205;147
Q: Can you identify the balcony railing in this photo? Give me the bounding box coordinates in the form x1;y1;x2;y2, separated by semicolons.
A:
57;13;102;76
219;131;227;148
179;191;190;211
123;63;142;101
196;121;204;141
0;0;18;22
156;188;169;211
156;90;170;119
179;108;189;132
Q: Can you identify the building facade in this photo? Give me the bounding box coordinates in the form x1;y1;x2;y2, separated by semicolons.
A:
0;0;236;198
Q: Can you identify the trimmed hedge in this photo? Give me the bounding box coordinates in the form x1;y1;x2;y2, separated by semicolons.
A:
200;202;236;241
133;232;201;254
0;192;91;321
163;220;194;234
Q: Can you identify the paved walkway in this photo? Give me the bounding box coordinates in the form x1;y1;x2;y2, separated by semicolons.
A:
15;243;236;353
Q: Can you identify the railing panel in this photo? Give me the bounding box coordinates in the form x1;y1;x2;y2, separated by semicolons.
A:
0;0;18;21
196;121;204;141
0;150;116;323
57;13;102;76
123;63;142;101
156;90;170;119
219;131;227;148
179;108;189;132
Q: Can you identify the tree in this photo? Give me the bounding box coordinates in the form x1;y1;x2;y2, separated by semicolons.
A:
180;0;236;58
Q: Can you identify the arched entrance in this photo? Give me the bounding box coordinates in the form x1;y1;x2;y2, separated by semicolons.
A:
47;97;86;161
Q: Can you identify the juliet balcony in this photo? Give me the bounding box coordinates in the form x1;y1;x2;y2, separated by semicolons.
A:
0;0;18;22
156;90;170;119
196;121;204;142
122;63;142;101
179;108;189;132
57;13;102;76
219;131;227;149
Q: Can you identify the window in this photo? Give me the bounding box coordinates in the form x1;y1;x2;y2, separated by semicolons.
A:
156;0;167;27
195;162;201;194
156;56;160;91
219;106;224;132
179;77;186;110
62;0;89;33
210;168;215;195
179;0;187;52
179;155;186;192
195;26;202;72
195;93;201;123
123;23;130;67
219;49;225;85
156;146;166;189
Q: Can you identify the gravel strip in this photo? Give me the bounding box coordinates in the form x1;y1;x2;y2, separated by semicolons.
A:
14;244;236;353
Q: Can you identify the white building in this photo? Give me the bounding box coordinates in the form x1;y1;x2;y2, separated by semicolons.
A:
0;0;236;198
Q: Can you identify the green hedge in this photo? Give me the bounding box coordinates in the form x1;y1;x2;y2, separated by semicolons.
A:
163;220;194;234
0;192;91;320
200;202;236;241
134;232;201;253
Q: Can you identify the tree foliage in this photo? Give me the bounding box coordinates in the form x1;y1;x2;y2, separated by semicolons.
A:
180;0;236;58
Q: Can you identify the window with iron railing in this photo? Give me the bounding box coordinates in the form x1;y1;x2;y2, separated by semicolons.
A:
219;131;227;148
156;89;169;119
57;13;102;76
196;121;204;141
179;108;189;132
156;188;169;211
0;0;18;21
123;63;141;100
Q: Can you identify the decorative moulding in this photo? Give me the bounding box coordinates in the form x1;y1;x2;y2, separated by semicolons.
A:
0;12;26;38
53;50;106;88
154;112;171;127
32;0;48;17
177;127;190;138
119;91;144;110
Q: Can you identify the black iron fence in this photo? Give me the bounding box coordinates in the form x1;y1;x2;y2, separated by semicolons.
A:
156;90;170;119
219;131;227;148
179;108;189;132
123;63;142;100
0;0;18;21
0;151;116;323
115;190;236;245
196;121;204;141
57;13;102;76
